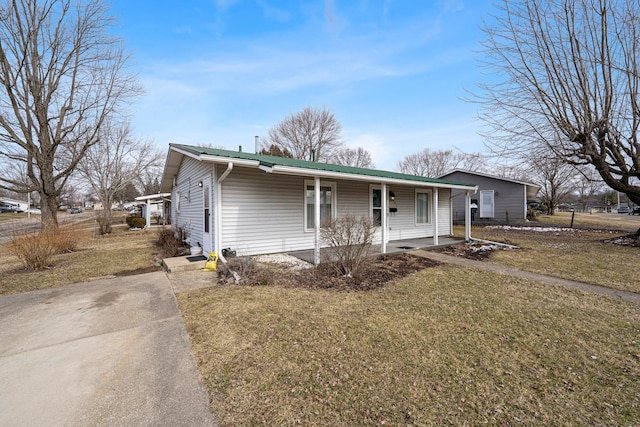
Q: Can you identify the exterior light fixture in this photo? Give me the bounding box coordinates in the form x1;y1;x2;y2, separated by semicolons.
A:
198;181;203;188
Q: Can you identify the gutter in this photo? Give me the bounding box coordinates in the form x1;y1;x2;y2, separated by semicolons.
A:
267;165;478;191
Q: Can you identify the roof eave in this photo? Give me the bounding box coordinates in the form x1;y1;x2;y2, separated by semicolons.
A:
199;154;260;167
270;165;478;190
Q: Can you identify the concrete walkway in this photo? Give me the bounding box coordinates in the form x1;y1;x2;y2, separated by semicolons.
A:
0;272;216;426
411;250;640;304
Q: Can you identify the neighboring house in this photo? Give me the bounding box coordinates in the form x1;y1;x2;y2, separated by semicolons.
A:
439;170;540;223
135;193;171;225
160;144;478;263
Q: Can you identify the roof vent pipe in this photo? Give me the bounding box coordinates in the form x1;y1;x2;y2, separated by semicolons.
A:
255;136;259;153
311;149;316;162
239;145;242;152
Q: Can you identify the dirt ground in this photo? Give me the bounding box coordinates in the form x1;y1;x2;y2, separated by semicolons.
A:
219;252;441;291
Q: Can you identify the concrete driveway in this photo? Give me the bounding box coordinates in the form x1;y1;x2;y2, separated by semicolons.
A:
0;272;216;426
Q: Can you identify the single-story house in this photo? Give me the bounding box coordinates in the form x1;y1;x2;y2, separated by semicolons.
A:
438;169;540;223
160;144;478;264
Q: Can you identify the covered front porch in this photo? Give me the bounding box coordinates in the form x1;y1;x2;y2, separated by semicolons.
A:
289;236;464;264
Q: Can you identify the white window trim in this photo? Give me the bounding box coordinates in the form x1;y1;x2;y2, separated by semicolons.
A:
303;180;337;232
369;184;382;228
175;191;181;213
479;190;495;218
415;189;432;226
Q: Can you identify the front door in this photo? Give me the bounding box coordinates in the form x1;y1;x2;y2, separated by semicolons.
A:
203;177;212;253
480;190;494;218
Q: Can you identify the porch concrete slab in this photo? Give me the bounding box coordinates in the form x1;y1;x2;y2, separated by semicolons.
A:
163;255;207;272
289;237;464;264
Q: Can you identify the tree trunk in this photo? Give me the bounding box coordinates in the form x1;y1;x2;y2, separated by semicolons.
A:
99;196;114;234
39;189;58;228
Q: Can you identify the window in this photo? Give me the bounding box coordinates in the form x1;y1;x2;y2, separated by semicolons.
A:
304;181;336;230
203;183;210;233
371;187;382;227
415;190;431;225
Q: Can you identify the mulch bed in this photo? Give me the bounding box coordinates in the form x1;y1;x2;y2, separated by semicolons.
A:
437;244;497;261
235;253;441;291
603;232;640;247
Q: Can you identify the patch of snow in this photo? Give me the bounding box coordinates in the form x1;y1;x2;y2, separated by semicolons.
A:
253;253;313;270
486;225;583;233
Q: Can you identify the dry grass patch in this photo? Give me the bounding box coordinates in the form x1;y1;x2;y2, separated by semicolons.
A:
0;228;160;296
536;211;640;231
0;212;30;224
468;226;640;293
178;267;640;426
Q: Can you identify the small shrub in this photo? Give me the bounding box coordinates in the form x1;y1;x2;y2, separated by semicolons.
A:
49;225;81;253
9;228;55;270
8;225;83;270
320;214;375;277
127;217;146;229
219;257;275;285
156;227;183;257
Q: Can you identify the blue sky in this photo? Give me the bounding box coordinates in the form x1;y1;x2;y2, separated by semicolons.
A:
109;0;496;171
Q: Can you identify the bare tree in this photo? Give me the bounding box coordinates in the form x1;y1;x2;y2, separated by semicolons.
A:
259;143;293;158
574;166;605;210
140;158;165;196
77;122;161;234
476;0;640;208
0;0;141;227
265;106;343;162
529;154;577;215
333;147;375;168
397;148;487;177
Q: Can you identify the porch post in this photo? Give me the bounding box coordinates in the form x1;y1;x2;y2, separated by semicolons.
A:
381;183;387;254
433;187;438;246
314;177;321;265
465;190;471;241
145;199;151;228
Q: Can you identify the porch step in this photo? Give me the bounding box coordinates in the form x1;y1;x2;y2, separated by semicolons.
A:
162;255;207;273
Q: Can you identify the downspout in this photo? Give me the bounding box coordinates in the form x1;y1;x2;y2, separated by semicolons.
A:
216;162;234;262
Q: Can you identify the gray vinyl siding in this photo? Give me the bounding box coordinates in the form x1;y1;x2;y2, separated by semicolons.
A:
444;171;526;223
171;157;213;248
